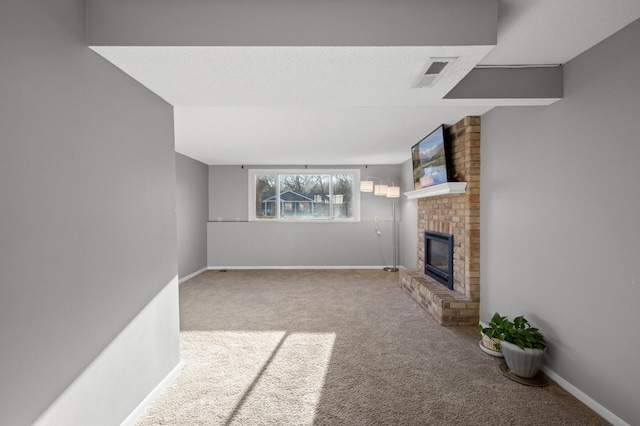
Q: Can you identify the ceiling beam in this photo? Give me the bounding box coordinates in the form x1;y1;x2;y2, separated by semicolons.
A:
87;0;497;47
445;67;564;102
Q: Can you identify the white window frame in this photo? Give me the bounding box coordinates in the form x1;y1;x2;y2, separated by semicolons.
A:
248;169;361;222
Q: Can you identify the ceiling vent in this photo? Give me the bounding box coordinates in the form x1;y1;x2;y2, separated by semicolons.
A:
413;57;457;88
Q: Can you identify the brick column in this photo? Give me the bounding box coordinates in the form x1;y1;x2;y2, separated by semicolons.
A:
399;116;480;326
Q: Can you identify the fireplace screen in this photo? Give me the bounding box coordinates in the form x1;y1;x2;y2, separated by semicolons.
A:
424;231;454;289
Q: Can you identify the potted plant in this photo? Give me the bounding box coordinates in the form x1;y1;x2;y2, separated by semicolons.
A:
476;312;507;355
478;313;547;378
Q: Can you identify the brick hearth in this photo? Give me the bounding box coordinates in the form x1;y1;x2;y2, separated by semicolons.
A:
399;116;480;326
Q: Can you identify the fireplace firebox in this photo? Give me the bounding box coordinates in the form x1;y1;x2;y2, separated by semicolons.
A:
424;231;454;289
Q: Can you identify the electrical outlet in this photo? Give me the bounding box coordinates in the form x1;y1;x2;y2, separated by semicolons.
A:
374;216;379;223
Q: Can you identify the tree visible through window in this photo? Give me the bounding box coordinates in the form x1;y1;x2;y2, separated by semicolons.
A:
250;169;359;221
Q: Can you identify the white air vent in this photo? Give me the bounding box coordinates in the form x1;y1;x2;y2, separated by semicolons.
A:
413;57;457;88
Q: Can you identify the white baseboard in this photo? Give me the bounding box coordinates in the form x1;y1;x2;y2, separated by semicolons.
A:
179;267;207;284
121;361;183;426
207;265;405;270
476;321;627;424
540;366;629;426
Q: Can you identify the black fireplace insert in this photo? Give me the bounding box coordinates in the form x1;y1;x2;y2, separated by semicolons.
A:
424;230;454;289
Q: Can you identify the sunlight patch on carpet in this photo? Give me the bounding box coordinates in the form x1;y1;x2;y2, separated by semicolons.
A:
136;331;335;426
227;332;335;425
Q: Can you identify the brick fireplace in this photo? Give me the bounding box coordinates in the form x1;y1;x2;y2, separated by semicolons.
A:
399;116;480;326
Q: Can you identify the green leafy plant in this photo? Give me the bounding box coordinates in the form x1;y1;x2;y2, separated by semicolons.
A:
477;312;546;351
477;312;508;351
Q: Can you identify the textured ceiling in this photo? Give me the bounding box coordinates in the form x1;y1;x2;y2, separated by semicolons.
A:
172;106;494;165
92;46;495;165
93;46;492;107
91;1;640;165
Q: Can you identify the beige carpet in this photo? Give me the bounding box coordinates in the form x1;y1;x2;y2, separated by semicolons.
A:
136;269;607;425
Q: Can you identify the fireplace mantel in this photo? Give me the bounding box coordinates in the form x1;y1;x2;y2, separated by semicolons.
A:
404;182;467;200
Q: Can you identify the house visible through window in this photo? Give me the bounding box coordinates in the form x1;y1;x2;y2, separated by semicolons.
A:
249;169;360;221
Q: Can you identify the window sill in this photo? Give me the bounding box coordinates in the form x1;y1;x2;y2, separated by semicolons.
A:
249;218;359;223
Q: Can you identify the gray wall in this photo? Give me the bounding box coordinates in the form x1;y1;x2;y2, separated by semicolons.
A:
481;19;640;425
176;153;209;279
399;159;419;269
208;165;403;268
0;1;179;424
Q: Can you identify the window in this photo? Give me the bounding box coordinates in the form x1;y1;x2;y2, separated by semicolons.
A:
249;169;360;221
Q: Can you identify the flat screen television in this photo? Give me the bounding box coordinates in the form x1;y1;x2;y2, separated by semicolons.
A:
411;125;450;190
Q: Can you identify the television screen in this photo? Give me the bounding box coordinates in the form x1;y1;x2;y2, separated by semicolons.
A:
411;125;449;190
